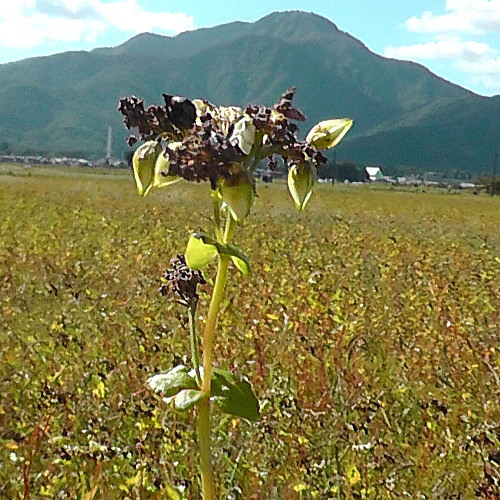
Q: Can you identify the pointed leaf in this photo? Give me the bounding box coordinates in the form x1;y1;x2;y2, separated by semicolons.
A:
231;255;250;275
132;141;161;196
212;380;260;421
174;389;206;411
185;233;218;269
223;244;250;275
154;151;181;188
191;234;251;275
306;118;353;150
147;365;198;398
220;180;255;221
193;99;216;116
212;368;236;389
211;369;259;421
288;163;315;211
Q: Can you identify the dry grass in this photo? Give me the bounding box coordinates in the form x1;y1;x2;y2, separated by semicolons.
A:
1;166;498;498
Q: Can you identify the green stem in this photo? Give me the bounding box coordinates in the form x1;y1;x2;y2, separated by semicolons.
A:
197;397;215;499
223;214;236;244
201;254;230;395
197;216;235;499
188;304;201;385
212;192;223;241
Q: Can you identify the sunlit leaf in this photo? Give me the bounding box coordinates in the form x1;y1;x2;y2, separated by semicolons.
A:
346;464;361;485
221;243;251;275
287;163;315;211
229;115;256;155
132;141;161;196
306;118;353;150
220;179;255;221
147;365;198;398
185;234;218;269
174;389;206;411
188;234;250;274
231;255;250;275
153;150;181;188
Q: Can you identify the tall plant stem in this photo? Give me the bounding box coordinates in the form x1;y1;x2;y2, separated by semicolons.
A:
197;395;215;499
188;304;201;385
197;242;232;497
200;255;230;396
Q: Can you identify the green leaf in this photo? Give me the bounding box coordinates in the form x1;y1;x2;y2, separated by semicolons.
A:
223;243;251;275
306;118;353;150
287;163;315;211
132;141;161;196
231;255;250;275
174;389;206;411
185;234;218;269
147;365;198;398
220;179;255;221
153;151;181;188
211;369;260;421
212;368;236;389
186;234;251;274
148;367;206;412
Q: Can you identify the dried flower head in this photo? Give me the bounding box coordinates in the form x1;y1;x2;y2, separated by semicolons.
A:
159;254;206;307
119;87;353;213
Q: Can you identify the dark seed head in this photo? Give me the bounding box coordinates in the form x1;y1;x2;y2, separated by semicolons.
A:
164;95;197;130
159;254;206;307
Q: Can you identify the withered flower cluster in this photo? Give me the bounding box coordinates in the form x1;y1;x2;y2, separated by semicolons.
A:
118;94;197;143
159;254;206;307
118;88;326;189
244;88;327;171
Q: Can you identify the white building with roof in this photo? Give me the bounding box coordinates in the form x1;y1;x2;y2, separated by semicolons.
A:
365;166;383;182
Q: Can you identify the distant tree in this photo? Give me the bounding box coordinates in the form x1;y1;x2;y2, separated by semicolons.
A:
335;160;365;182
319;160;365;182
318;162;336;179
0;141;10;154
475;175;500;195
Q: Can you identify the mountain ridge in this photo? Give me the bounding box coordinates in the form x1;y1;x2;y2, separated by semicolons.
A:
0;10;496;172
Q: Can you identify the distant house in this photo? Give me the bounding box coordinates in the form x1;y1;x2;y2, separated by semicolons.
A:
365;166;383;182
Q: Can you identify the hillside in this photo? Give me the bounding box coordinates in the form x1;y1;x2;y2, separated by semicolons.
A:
339;95;500;172
0;10;495;171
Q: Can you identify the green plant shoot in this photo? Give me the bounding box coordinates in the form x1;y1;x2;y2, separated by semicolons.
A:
118;88;353;498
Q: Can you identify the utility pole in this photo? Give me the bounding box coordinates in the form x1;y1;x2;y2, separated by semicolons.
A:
106;126;112;164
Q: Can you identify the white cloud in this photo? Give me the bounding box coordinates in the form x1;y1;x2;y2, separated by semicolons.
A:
384;38;494;62
384;38;500;92
96;1;195;34
385;1;500;93
461;55;500;89
406;0;500;34
0;0;195;49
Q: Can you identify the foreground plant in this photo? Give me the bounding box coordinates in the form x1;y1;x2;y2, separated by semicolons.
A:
118;88;352;498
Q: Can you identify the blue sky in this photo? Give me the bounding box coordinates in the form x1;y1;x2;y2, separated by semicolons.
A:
1;1;499;95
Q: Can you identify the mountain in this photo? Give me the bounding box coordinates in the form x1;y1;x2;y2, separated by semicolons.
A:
0;10;496;172
338;95;500;172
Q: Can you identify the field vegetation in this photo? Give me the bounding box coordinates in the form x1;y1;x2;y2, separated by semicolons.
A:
1;165;498;498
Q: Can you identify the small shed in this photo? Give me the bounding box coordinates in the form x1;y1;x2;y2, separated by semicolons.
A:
365;166;383;182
